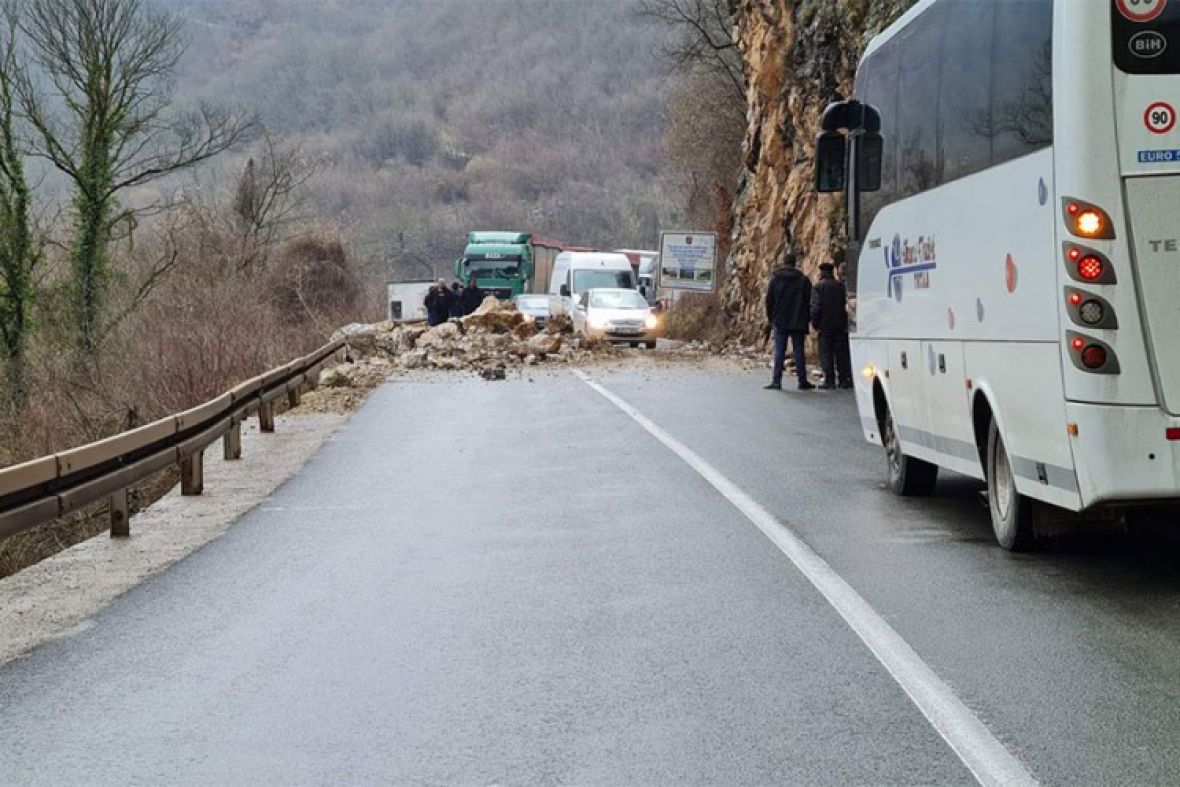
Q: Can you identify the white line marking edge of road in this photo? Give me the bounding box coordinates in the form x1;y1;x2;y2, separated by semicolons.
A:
574;370;1037;787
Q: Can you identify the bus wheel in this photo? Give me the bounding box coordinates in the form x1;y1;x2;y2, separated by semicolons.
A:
883;405;938;496
986;421;1035;551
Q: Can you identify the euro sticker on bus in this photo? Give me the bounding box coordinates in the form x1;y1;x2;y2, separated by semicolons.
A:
1139;149;1180;162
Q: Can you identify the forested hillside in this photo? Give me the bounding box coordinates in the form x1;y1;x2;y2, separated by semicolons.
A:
159;0;676;275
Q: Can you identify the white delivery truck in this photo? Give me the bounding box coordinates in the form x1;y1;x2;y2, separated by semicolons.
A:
814;0;1180;550
386;280;434;323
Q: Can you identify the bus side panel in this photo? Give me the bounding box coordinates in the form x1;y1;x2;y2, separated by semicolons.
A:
967;342;1081;510
920;341;981;479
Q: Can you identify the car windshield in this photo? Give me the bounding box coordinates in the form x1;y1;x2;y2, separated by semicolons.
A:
589;290;647;309
573;269;633;292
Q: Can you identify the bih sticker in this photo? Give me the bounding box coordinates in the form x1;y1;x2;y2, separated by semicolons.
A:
1118;0;1167;23
1145;101;1177;134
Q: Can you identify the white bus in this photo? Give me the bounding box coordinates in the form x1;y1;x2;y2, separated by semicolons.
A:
816;0;1180;549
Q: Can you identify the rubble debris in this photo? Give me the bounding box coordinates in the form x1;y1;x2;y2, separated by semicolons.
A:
340;298;627;378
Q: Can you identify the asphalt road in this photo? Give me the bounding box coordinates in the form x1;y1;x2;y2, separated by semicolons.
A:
3;366;1180;784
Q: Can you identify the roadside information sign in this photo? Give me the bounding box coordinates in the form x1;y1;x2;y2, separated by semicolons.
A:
659;231;717;292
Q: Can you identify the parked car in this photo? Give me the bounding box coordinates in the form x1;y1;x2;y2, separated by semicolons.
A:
573;288;662;348
513;294;566;328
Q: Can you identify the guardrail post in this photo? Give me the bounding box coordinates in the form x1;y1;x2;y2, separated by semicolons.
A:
287;387;301;409
224;421;242;461
181;451;204;496
109;489;130;538
259;401;275;433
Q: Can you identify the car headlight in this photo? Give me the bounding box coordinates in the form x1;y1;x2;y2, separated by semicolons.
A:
645;315;659;329
588;315;608;330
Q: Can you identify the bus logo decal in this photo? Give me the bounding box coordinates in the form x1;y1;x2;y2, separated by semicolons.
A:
885;233;938;302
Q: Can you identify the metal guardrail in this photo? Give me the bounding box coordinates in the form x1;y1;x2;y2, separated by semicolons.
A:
0;338;347;541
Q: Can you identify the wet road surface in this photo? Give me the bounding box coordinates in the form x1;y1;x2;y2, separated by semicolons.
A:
2;367;1180;784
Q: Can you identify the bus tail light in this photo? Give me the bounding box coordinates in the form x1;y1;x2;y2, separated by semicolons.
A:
1063;198;1115;240
1062;243;1117;284
1066;331;1120;375
1167;429;1180;442
1064;288;1118;329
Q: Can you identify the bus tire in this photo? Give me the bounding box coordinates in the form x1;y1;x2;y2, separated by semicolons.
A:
883;404;938;496
986;420;1035;551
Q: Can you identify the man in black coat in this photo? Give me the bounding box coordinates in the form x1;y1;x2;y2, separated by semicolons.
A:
811;262;853;389
460;279;485;315
424;280;455;326
764;251;814;390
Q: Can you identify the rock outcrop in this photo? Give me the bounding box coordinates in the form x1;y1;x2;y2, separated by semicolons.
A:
725;0;915;340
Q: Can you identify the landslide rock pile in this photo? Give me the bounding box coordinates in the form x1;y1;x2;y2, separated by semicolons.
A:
342;297;620;379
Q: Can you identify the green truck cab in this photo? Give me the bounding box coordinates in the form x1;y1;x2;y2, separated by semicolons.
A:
455;231;562;299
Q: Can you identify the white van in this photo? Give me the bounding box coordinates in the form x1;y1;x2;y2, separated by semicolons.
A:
549;252;636;306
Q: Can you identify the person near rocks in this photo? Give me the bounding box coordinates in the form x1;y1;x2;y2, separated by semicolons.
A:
449;281;465;318
810;262;853;390
764;250;814;391
424;279;456;326
460;278;485;315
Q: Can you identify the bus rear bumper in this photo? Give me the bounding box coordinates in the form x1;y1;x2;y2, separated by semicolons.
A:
1067;402;1180;508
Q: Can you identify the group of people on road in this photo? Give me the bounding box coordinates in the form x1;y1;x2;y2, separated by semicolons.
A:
764;251;853;391
425;278;486;326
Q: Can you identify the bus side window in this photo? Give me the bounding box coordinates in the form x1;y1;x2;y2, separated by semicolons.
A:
855;46;898;243
939;1;993;182
897;6;943;199
991;0;1053;164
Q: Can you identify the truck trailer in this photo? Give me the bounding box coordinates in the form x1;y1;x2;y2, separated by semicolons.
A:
454;232;563;299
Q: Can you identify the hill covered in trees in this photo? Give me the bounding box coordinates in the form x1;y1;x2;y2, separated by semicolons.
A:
159;0;677;277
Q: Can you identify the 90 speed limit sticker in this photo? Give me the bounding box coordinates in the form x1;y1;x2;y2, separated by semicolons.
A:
1146;101;1177;134
1118;0;1168;23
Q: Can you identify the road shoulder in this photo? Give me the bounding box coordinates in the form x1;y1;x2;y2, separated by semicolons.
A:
0;412;346;667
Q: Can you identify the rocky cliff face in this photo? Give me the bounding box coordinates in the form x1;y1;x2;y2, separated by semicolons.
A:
724;0;914;340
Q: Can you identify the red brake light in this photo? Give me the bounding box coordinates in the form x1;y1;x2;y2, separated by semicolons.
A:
1081;345;1108;370
1078;256;1105;281
1071;337;1085;351
1168;428;1180;441
1068;248;1082;261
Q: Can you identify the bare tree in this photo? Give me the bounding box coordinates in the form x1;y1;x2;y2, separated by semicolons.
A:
637;0;745;104
0;5;38;410
15;0;254;353
232;133;320;271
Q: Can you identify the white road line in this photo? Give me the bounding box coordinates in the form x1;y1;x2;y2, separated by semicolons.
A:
574;371;1037;787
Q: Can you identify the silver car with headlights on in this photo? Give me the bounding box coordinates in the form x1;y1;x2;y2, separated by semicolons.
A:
573;288;662;348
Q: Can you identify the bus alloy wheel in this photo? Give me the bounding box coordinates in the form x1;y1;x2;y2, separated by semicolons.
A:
986;421;1035;551
883;405;938;496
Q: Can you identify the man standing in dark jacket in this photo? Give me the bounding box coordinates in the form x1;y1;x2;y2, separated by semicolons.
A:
764;251;814;390
460;279;485;315
811;262;853;389
424;280;455;326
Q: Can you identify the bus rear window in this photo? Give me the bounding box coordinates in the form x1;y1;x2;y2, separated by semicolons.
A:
1114;3;1180;74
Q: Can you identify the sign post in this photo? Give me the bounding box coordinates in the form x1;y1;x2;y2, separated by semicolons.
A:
658;231;717;292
